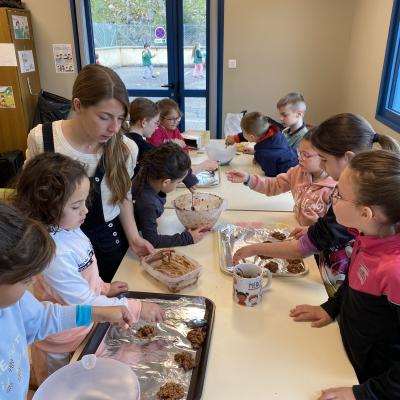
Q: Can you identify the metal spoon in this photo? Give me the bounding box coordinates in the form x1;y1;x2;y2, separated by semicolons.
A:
191;193;195;211
186;318;208;328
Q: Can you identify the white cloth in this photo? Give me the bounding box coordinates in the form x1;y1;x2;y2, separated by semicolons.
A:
26;120;138;222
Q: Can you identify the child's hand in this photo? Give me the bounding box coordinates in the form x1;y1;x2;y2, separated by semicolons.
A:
189;226;210;243
232;244;258;264
199;159;218;172
289;305;332;327
140;302;166;322
108;281;129;297
172;138;186;148
225;135;235;145
131;236;154;257
318;387;355;400
225;170;249;183
188;185;197;193
289;226;309;239
243;146;255;155
252;157;257;164
92;306;133;329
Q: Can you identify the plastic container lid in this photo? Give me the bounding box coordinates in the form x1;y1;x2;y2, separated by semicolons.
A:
33;355;140;400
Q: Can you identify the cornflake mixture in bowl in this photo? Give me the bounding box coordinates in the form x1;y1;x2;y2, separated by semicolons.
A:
173;192;225;230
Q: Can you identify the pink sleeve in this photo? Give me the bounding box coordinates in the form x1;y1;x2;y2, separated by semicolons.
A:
173;129;189;153
298;234;318;257
127;298;142;323
100;281;111;296
249;170;292;196
148;128;165;146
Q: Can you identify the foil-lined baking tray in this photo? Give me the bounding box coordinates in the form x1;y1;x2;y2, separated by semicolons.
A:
216;223;308;277
79;292;215;400
178;168;220;188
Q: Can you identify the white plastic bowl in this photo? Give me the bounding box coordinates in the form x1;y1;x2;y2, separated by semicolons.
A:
205;143;236;166
33;356;140;400
173;192;225;230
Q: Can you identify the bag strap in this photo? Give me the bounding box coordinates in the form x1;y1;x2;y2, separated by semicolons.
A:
42;122;55;152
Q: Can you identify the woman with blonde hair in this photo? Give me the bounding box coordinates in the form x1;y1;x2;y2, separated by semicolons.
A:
27;64;153;282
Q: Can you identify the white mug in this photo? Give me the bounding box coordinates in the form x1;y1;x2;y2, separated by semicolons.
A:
233;263;272;307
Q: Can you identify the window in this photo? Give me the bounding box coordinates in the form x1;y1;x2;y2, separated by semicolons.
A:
377;0;400;132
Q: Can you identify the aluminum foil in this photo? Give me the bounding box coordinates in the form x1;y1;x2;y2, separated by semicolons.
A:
95;297;207;400
216;223;308;277
178;168;220;188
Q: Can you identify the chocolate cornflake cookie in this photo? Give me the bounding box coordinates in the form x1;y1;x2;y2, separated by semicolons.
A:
286;258;303;265
135;325;156;339
174;351;196;371
264;261;279;273
187;328;206;349
156;382;184;400
286;263;305;274
270;231;287;241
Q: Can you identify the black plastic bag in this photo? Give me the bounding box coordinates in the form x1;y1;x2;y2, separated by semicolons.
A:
0;0;24;8
32;91;72;128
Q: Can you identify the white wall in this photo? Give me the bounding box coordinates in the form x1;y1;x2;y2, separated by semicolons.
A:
24;0;77;99
223;0;356;125
343;0;399;139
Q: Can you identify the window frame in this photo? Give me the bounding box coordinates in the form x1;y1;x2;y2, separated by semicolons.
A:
376;0;400;132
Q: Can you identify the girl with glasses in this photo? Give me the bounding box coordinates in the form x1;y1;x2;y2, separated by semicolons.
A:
291;150;400;400
148;98;217;178
226;131;336;226
233;113;400;296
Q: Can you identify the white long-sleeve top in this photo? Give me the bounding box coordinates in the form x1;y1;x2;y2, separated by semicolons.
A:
32;228;141;353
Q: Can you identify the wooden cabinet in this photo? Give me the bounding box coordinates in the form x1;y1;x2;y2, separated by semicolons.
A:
0;8;41;153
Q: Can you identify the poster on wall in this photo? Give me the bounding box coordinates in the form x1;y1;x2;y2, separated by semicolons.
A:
0;86;16;109
18;50;35;73
52;44;75;73
12;15;30;39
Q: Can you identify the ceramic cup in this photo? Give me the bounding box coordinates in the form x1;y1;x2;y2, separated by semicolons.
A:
233;263;272;307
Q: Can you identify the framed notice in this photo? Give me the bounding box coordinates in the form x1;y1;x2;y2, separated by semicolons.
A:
52;44;75;73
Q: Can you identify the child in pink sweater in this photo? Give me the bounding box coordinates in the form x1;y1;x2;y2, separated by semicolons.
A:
148;98;217;174
12;153;166;385
148;98;189;151
226;132;336;226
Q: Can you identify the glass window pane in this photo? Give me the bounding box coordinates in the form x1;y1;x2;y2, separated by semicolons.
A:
185;97;206;130
183;0;207;89
90;0;168;90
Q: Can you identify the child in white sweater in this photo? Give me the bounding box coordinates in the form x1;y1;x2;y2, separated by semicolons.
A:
226;131;336;226
12;153;165;385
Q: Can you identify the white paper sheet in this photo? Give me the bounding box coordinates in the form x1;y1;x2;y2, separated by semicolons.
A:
0;43;18;67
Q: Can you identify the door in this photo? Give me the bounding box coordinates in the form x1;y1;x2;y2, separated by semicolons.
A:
85;0;209;130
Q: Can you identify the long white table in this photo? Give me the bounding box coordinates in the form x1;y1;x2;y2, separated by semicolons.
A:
165;143;295;212
113;209;356;399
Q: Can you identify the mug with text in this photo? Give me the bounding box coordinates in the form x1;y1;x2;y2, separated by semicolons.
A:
233;263;272;307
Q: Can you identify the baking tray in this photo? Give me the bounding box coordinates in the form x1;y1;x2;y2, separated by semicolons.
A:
217;223;308;278
178;168;220;188
79;291;215;400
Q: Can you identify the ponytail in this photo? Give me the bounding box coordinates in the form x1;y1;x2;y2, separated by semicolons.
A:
311;113;400;157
